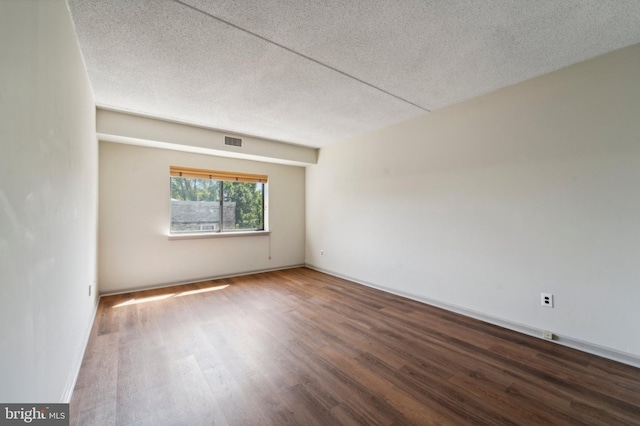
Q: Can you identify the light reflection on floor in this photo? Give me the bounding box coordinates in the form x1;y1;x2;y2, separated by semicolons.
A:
112;284;229;307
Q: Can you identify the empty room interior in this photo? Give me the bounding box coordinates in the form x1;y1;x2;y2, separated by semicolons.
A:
2;0;640;424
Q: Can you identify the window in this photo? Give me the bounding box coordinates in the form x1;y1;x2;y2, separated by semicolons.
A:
170;166;267;235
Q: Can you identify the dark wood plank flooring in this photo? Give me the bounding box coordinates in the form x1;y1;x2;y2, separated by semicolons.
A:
70;267;640;425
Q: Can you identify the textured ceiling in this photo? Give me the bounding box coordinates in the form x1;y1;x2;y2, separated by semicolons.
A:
68;0;640;148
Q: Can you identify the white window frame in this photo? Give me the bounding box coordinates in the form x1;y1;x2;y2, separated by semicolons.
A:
168;166;269;240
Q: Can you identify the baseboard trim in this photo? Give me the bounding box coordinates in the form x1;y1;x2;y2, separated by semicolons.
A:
99;264;306;297
306;264;640;369
61;296;100;403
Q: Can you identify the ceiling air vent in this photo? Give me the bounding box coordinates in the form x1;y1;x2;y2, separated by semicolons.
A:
224;136;243;147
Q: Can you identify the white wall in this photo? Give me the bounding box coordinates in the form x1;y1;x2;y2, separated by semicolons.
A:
99;142;305;293
0;0;98;402
306;44;640;363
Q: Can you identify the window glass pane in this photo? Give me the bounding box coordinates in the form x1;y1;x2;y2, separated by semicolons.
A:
170;177;221;233
223;181;264;231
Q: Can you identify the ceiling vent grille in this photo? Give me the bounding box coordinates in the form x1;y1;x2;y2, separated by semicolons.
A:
224;136;243;147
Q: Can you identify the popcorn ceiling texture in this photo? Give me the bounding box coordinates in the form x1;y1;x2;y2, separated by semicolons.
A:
68;0;640;147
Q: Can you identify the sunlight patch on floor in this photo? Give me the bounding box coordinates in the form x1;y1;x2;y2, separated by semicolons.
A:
112;284;230;307
175;284;229;297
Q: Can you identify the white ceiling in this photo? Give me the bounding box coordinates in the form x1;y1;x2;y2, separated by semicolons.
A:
68;0;640;148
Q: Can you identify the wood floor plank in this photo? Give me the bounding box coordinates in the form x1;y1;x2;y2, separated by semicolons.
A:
70;267;640;425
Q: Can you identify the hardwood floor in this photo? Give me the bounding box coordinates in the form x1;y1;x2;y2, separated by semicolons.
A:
70;268;640;425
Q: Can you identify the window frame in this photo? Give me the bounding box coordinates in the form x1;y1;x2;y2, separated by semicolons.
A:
169;166;269;238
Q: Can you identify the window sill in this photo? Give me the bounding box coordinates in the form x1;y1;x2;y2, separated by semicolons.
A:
168;230;271;240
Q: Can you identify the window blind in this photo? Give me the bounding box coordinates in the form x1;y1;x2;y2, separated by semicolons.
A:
170;166;268;183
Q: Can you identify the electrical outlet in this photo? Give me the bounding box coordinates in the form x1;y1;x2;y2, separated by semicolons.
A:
541;293;553;308
320;250;324;256
542;331;554;340
89;284;92;296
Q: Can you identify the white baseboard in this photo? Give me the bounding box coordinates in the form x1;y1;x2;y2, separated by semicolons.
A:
99;264;306;297
306;264;640;369
61;297;100;403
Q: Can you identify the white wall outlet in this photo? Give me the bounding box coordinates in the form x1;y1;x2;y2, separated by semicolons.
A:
542;331;554;340
89;284;92;296
320;250;324;256
541;293;553;308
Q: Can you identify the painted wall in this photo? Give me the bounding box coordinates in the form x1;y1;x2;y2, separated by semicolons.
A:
0;0;98;402
306;44;640;362
99;142;305;293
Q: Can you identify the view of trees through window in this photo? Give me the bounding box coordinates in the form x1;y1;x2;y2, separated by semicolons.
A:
170;177;264;233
